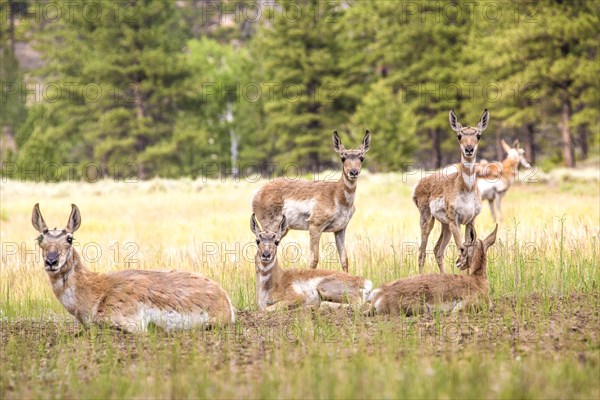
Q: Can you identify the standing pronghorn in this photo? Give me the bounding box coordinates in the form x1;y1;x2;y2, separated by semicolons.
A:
478;139;532;222
250;214;373;311
252;130;371;272
413;109;489;273
31;204;235;331
367;224;497;315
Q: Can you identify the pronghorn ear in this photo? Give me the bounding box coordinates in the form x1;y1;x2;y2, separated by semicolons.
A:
483;224;498;251
32;203;48;233
67;204;81;232
477;109;489;132
449;109;462;133
512;139;520;148
466;224;477;244
501;139;512;154
250;214;261;236
332;131;344;153
360;130;371;153
277;215;288;238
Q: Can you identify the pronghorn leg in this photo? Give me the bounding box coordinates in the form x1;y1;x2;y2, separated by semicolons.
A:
433;223;451;273
308;225;322;269
334;228;348;272
448;219;463;255
319;301;351;310
418;212;435;274
496;193;503;221
317;278;361;304
462;221;476;275
452;293;487;313
488;199;497;222
265;297;304;312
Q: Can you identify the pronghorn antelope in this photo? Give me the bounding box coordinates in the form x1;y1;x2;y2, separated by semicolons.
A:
367;224;497;315
250;214;373;311
413;109;489;274
478;139;532;222
32;204;235;331
252;130;371;272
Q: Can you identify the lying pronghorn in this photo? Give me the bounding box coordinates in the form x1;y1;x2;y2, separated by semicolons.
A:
32;204;235;331
413;109;489;273
478;139;532;222
367;224;497;315
250;214;372;311
252;131;371;272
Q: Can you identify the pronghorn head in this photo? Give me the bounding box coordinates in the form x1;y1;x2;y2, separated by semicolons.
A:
31;204;81;274
455;224;498;272
449;109;489;162
332;130;371;181
250;214;287;270
501;139;532;169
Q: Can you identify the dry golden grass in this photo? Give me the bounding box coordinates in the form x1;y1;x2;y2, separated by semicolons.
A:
1;173;599;398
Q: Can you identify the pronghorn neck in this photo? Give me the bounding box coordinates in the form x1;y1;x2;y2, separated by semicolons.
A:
469;253;488;279
256;256;282;288
256;256;282;309
48;250;88;287
47;250;96;316
501;156;519;181
338;172;358;206
460;156;477;190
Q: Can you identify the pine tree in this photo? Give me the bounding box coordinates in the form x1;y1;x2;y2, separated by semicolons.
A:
254;0;352;171
468;0;599;167
20;0;191;177
339;1;474;169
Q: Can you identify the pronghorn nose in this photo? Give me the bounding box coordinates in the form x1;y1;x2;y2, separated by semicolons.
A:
45;255;59;267
465;146;474;154
261;251;271;259
349;169;359;177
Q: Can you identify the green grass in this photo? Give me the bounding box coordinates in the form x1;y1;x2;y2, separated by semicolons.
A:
1;174;599;399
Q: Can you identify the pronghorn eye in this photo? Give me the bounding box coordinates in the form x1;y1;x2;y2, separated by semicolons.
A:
457;134;462;140
460;247;465;253
476;134;481;140
256;239;260;245
67;236;73;244
359;156;364;162
36;235;43;244
274;240;280;246
341;157;346;162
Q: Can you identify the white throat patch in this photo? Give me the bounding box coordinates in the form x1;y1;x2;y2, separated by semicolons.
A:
462;171;476;189
462;162;476;190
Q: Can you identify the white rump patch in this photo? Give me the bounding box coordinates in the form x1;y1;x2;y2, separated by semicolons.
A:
361;280;373;302
282;199;316;230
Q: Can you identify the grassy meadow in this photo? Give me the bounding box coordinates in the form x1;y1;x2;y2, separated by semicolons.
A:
1;172;599;399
